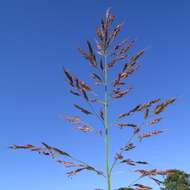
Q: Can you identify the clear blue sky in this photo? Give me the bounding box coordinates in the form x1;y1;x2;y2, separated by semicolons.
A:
0;0;189;190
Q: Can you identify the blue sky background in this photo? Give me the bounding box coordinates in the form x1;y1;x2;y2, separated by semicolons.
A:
0;0;189;190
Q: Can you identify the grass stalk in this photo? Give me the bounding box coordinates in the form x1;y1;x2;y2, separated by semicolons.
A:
104;52;111;190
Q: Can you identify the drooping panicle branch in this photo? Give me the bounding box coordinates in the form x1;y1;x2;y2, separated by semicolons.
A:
9;143;105;178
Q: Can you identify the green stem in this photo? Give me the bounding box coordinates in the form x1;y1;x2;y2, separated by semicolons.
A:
104;53;111;190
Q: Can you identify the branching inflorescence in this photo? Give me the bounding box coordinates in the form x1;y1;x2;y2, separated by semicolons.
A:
10;9;176;190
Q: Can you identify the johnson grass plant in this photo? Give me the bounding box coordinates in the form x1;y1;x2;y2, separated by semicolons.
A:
10;9;177;190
